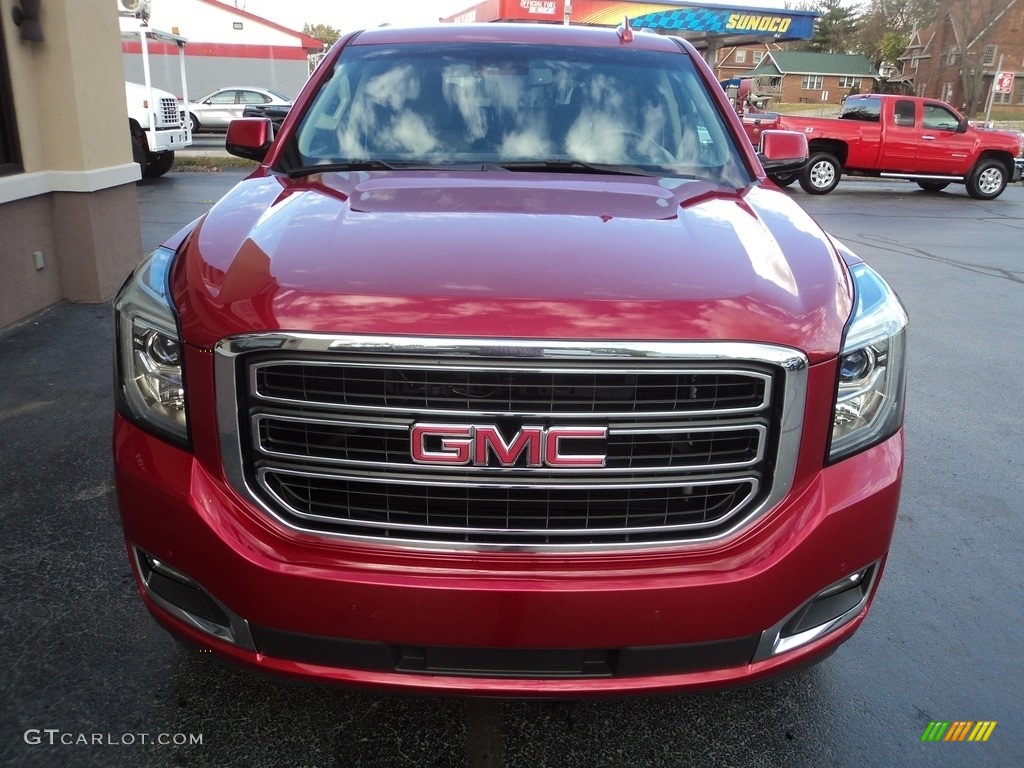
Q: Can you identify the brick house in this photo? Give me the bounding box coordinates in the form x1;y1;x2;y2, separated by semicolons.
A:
741;52;881;107
894;0;1024;114
714;43;781;84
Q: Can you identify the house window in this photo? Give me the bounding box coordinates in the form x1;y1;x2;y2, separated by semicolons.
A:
941;82;954;103
837;76;862;89
946;48;960;65
1018;83;1024;105
982;45;996;66
1011;10;1022;31
0;15;22;176
753;51;764;64
801;75;823;90
735;50;746;64
916;82;927;97
993;90;1012;105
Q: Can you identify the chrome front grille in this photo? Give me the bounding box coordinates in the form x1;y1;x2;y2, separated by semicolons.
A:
216;336;807;551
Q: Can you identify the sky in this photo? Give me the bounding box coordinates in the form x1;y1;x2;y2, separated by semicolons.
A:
228;0;795;36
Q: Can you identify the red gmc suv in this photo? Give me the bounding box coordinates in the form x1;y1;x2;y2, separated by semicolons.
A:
113;22;907;696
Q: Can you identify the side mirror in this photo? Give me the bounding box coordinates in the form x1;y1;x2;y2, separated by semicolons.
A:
757;129;809;176
225;118;274;162
958;117;969;133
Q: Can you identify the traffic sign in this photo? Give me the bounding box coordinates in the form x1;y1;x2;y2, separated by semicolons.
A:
994;71;1014;94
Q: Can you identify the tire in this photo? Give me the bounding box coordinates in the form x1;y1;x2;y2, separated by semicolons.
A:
130;131;147;170
769;172;798;188
190;113;200;133
916;181;950;192
142;151;175;179
799;152;842;195
966;159;1008;200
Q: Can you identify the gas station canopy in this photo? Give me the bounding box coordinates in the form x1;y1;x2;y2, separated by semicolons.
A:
442;0;818;50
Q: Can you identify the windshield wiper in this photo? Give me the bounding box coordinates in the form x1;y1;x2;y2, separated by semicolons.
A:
493;160;656;177
285;160;400;177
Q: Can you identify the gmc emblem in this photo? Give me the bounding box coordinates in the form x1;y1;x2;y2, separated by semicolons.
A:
410;424;608;468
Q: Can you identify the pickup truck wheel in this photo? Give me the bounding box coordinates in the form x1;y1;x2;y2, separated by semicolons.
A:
142;151;175;179
190;114;200;133
799;153;841;195
966;160;1007;200
769;172;798;188
916;181;950;192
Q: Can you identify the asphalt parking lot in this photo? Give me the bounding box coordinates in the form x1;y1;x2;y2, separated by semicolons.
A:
1;171;1022;768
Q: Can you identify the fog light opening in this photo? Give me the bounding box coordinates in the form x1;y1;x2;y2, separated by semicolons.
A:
754;564;878;661
134;548;254;651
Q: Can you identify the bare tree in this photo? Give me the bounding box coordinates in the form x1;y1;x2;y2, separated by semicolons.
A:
854;0;939;71
943;0;1019;114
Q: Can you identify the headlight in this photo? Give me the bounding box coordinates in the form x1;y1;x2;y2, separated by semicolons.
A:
114;246;189;447
828;262;908;462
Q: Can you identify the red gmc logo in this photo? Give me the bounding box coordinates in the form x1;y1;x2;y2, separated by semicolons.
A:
410;424;608;468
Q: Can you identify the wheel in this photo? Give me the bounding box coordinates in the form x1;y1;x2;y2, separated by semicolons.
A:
142;151;175;179
799;152;841;194
966;159;1007;200
130;131;147;170
190;113;200;133
769;172;798;188
916;181;950;192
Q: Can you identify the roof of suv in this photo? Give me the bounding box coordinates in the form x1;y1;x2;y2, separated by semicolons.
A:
348;22;688;54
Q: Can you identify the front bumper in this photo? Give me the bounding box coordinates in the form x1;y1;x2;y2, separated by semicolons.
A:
115;415;903;697
148;127;190;153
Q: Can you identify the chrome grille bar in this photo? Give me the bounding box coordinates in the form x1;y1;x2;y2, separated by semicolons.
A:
251;413;768;474
250;359;773;419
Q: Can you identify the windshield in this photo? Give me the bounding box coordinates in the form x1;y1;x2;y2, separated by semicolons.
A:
277;41;749;186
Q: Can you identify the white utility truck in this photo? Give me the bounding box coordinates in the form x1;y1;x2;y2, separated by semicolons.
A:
119;1;191;178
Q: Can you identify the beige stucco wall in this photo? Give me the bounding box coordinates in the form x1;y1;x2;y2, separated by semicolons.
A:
6;0;133;172
0;0;143;329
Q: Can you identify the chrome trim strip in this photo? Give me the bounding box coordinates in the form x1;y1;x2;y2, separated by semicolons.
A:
131;548;255;651
878;172;963;181
752;563;879;662
214;334;808;552
216;334;808;365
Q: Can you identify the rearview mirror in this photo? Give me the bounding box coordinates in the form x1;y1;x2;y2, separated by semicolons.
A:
225;118;274;162
757;129;809;176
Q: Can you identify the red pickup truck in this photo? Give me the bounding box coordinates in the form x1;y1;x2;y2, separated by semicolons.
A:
743;94;1024;198
113;22;907;696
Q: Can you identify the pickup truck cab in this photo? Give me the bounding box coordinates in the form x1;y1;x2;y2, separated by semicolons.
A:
743;94;1024;198
113;22;907;697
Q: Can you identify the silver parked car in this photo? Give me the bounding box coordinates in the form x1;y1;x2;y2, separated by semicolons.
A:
187;87;291;132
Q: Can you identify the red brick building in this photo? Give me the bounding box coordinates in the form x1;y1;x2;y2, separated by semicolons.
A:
739;52;880;107
895;0;1024;114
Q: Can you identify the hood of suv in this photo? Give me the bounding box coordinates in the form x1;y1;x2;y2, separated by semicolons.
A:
173;171;852;361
